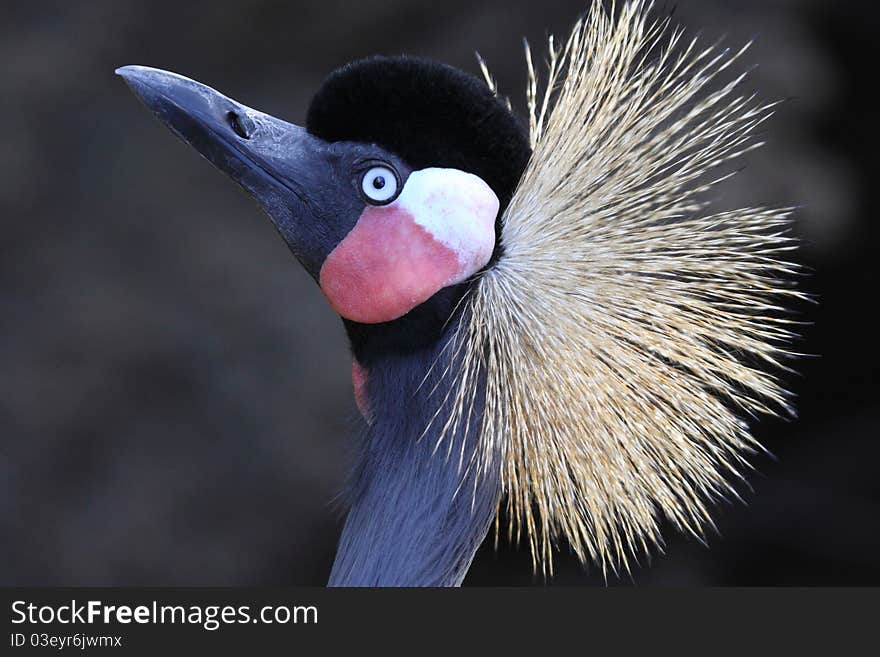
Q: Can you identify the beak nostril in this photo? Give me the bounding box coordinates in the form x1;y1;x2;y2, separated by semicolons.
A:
226;110;252;139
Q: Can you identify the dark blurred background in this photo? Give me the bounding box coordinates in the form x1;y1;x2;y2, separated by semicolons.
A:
1;0;877;585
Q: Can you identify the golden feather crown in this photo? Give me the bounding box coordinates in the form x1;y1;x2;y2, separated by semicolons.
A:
430;0;802;576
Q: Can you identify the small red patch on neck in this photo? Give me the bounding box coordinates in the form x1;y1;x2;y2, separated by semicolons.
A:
351;358;371;421
318;204;460;323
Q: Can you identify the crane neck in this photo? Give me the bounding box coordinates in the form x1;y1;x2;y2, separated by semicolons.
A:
328;319;499;586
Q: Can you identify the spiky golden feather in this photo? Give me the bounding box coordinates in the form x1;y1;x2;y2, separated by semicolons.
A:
428;0;804;576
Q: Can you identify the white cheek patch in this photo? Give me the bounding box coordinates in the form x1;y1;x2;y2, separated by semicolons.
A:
395;168;499;285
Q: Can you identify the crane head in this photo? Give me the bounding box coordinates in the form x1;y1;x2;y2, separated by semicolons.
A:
116;3;800;584
117;59;530;328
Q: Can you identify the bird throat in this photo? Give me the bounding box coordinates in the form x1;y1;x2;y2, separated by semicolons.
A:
329;313;499;586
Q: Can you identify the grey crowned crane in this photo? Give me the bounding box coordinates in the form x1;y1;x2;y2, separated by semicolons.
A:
118;1;799;586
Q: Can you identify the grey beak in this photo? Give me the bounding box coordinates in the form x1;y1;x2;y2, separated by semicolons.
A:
117;65;337;276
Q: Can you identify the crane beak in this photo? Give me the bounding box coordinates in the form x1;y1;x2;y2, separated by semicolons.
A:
116;65;335;277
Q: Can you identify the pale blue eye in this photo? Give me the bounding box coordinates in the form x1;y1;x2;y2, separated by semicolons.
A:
361;166;398;203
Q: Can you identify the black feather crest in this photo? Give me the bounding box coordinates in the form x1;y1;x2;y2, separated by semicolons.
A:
306;55;531;212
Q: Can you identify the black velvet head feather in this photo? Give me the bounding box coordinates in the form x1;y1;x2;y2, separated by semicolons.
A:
306;55;531;214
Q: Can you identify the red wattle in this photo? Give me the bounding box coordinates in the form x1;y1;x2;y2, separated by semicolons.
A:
351;358;371;421
319;205;460;324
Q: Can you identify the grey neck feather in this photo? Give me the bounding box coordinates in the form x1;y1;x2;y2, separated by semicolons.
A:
328;335;499;587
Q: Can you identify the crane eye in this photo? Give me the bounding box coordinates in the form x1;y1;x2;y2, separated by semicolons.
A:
360;165;400;205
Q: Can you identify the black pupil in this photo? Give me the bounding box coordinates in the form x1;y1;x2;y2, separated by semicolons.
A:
372;175;386;190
